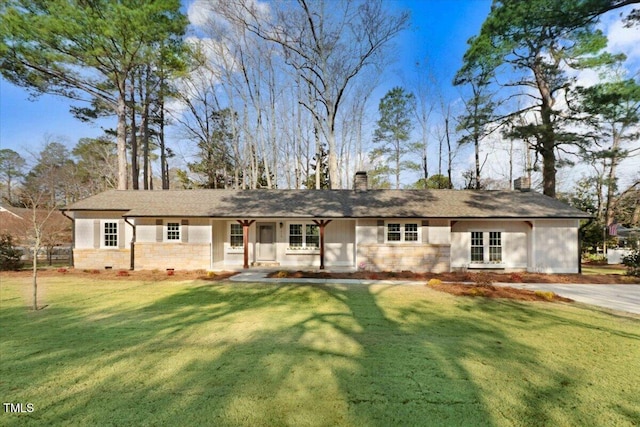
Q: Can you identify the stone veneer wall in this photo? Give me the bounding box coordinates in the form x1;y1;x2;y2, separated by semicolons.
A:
357;244;450;273
74;249;130;270
135;242;210;270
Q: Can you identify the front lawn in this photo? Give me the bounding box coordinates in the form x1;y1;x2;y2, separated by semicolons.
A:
1;275;639;426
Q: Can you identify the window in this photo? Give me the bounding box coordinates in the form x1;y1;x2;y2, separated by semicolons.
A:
289;224;303;247
471;231;484;262
288;223;319;249
305;224;319;248
230;224;244;248
489;232;502;262
386;222;420;243
470;231;502;264
387;223;401;241
104;221;118;247
405;223;418;242
167;222;180;241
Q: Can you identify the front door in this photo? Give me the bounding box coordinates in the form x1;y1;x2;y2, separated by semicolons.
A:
258;224;276;261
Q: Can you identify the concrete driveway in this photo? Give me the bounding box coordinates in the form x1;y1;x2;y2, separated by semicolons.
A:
496;283;640;315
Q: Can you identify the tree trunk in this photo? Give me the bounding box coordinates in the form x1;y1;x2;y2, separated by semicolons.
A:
445;117;453;189
160;100;169;189
117;88;128;190
395;138;401;190
327;129;340;189
315;125;321;190
129;79;139;190
142;68;151;190
534;63;557;198
475;135;481;190
632;202;640;226
32;245;38;310
438;134;443;178
510;140;514;189
541;132;556;198
604;130;621;226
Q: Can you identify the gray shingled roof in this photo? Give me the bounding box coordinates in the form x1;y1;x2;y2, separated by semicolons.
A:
64;189;590;219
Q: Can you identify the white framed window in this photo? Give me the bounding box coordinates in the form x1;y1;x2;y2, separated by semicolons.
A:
103;221;118;248
405;223;419;242
305;224;319;248
288;223;319;249
230;223;244;248
387;223;401;241
166;221;180;241
470;231;502;264
386;222;420;243
471;231;484;262
489;232;502;262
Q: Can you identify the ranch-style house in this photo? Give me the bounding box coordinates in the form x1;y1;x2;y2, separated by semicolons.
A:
63;172;590;274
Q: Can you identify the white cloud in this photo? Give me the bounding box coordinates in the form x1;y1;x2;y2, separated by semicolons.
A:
187;0;215;29
187;0;271;32
600;9;640;63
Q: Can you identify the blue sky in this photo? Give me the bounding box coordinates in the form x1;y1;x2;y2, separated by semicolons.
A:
0;0;492;161
1;0;636;190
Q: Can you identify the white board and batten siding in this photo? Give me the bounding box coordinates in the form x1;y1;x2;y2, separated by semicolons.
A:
451;219;580;273
532;219;580;273
74;211;133;249
135;218;212;244
426;219;451;244
450;221;529;271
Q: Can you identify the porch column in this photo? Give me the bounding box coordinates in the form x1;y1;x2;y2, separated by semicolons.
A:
237;220;255;269
313;220;332;270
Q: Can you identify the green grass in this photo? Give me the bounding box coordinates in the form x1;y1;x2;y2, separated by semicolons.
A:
1;276;639;426
582;265;626;275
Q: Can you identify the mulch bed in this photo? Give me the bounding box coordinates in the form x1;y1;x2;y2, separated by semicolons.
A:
267;270;638;284
426;282;573;302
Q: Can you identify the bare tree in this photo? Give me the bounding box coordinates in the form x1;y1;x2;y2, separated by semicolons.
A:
223;0;409;188
17;189;66;310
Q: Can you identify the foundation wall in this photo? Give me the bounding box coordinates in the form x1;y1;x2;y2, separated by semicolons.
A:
356;244;450;273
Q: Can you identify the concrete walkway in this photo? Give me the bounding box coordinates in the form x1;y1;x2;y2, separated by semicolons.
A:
231;271;640;315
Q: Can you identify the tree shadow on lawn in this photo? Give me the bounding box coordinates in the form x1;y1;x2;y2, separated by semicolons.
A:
2;282;638;426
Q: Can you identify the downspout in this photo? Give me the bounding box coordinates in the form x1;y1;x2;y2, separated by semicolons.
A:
578;217;594;274
60;209;74;268
124;217;136;271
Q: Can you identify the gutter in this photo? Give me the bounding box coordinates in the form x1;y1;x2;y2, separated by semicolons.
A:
578;217;595;274
124;217;136;271
60;209;75;268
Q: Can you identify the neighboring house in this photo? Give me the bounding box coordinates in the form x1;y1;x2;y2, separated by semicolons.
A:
0;204;72;262
63;172;591;273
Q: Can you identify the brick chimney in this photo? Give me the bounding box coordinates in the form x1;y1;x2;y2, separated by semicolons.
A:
513;177;531;192
354;171;368;192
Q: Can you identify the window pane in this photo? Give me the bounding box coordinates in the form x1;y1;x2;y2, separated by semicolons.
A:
306;224;319;248
167;222;180;240
489;231;502;262
470;231;483;262
490;247;502;262
289;224;302;247
230;224;244;248
489;231;501;246
471;247;484;262
387;223;401;241
471;231;483;246
405;223;418;241
104;222;118;247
